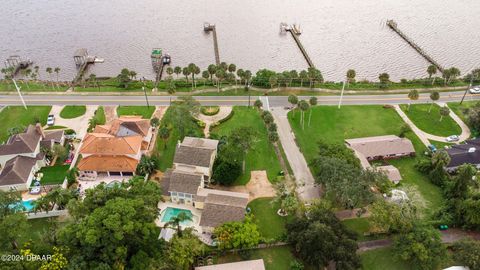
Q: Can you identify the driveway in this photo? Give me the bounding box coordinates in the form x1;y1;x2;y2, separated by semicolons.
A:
48;105;97;139
271;107;321;203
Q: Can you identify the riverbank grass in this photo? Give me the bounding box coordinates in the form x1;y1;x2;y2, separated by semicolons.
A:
60;105;86;119
0;106;52;142
400;104;461;137
210;107;282;184
248;198;288;240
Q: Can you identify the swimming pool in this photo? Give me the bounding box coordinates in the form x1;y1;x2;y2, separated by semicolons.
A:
22;200;35;212
161;207;194;226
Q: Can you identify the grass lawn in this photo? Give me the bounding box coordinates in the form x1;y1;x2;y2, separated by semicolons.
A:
155;107;203;171
342;218;373;241
216;246;297;270
60;105;86;119
448;100;478;131
95;106;106;125
428;140;454;150
117;106;155;119
248;198;288;240
210;107;282;184
0;80;67;92
400;104;461;137
0;106;52;143
360;247;410;270
45;125;68;130
288;105;443;216
37;165;70;186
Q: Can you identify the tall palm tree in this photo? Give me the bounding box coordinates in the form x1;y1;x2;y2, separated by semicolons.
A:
407;89;419;111
193;65;200;89
54;67;61;89
215;68;225;92
427;65;437;85
89;73;98;89
346;69;356;86
228;63;236;76
187;63;196;90
166;67;173;76
429;91;440;113
207;64;217;82
164;212;192;237
299;70;308;87
298;100;310;130
308;96;317;127
46;67;53;89
439;106;450;121
173;66;182;79
201;70;209;86
244;70;252;87
182;67;190;83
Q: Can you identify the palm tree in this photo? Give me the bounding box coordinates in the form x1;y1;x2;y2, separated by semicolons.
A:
447;67;461;84
215;68;225;92
129;70;137;80
429;91;440;113
166;67;174;76
34;65;40;80
193;65;201;89
173;66;182;79
219;62;228;71
207;64;217;82
439;106;450;121
228;63;236;75
89;73;98;89
164;212;192;237
54;67;61;89
201;70;209;86
299;70;308;87
24;69;32;90
187;63;196;90
308;96;317;127
244;70;252;87
298;100;310;130
427;65;437;85
46;67;54;89
182;67;190;83
379;73;390;88
407;89;419;111
236;69;245;85
346;69;356;86
159;125;170;149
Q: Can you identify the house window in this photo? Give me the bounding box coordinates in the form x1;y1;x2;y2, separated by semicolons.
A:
170;192;177;197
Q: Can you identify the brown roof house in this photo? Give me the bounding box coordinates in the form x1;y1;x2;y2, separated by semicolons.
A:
0;124;63;191
345;135;415;184
161;137;249;233
77;116;153;180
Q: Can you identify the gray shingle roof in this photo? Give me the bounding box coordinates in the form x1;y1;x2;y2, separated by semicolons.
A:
166;170;203;195
0;156;37;186
44;130;64;143
0;125;42;155
173;145;214;167
199;193;248;228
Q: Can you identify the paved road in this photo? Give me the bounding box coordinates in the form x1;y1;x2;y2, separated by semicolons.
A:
272;108;321;203
1;91;480;106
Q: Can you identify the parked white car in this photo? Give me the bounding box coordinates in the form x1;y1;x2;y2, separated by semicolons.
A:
47;115;55;126
445;135;459;142
469;86;480;94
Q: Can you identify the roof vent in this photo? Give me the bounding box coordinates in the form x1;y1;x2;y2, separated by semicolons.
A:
468;147;476;153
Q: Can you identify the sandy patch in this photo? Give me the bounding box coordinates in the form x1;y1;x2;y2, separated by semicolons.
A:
214;170;275;202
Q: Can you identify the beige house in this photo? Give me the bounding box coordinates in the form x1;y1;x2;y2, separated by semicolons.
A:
345;135;415;184
161;137;249;233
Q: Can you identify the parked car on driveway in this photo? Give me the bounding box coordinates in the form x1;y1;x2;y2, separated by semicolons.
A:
47;115;55;126
469;86;480;94
446;135;459;142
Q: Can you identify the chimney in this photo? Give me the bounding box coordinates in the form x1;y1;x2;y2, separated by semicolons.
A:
35;123;45;139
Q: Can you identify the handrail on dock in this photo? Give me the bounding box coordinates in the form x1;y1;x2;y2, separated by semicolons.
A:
386;20;444;74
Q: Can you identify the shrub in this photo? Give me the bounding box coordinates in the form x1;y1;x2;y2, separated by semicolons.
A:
200;106;220;116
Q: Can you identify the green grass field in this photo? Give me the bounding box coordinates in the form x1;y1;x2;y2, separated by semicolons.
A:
59;105;86;119
288;105;443;216
448;100;478;128
360;247;410;270
0;106;52;143
37;165;70;185
0;80;67;92
117;106;155;119
210;107;282;184
248;198;288;240
400;104;461;137
342;218;372;241
216;246;297;270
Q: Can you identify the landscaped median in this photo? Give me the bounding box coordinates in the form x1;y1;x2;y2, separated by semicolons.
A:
60;105;86;119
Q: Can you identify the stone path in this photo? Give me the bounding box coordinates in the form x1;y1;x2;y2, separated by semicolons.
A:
196;106;232;137
393;104;471;147
153;106;168;120
103;105;117;123
213;171;275;202
271;107;321;203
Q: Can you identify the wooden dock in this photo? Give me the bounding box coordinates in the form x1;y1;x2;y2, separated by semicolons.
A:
72;49;102;85
204;23;220;65
4;55;32;78
283;24;315;68
386;20;444;73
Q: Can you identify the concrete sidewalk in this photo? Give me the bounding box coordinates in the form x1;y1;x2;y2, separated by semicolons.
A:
271;107;321;203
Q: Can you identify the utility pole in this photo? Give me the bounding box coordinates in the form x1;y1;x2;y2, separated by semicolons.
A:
460;74;474;105
338;80;346;109
141;77;150;108
12;78;27;109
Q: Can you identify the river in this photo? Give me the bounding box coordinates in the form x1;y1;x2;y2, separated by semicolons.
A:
1;0;480;82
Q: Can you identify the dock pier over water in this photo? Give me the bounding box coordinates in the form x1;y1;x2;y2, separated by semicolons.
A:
281;23;315;68
204;23;220;65
73;48;104;85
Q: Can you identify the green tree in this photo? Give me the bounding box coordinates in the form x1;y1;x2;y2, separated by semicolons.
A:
298;100;309;130
166;66;174;76
164;211;193;237
452;240;480;270
244;70;252;86
428;91;440;113
201;70;210;86
307;67;323;88
54;67;61;89
207;64;217;81
429;150;450;186
117;68;131;88
407;89;419;111
446;164;477;200
88;73;98;89
299;70;308;87
254;99;263;110
150;117;160;128
269;74;278;90
251;69;276;88
439;105;450;121
182;67;191;83
308;96;318;127
393;226;447;270
46;67;54;89
167;229;205;270
174;66;182;79
212;157;242;185
236;68;245;85
379;73;390;88
228;63;236;74
158;125;170;149
215;68;226;91
427;65;437;85
286;203;360;269
288;94;298;110
370;200;417;233
346;69;356;86
214;215;261;250
272;182;298;215
136;155;157;176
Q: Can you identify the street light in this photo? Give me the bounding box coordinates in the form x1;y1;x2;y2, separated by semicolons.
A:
141;77;150;108
460;66;479;105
